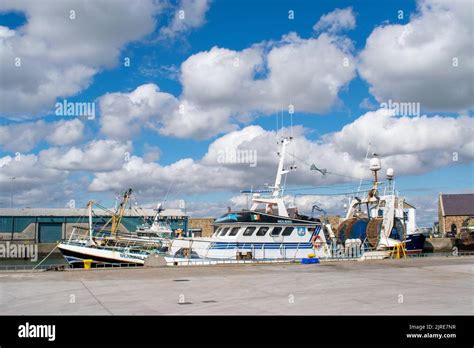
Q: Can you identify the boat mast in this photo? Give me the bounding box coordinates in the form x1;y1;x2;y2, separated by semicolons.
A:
272;137;292;198
111;188;132;236
87;200;95;244
250;136;294;217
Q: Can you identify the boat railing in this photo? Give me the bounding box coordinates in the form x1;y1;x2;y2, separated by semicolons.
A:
64;227;166;253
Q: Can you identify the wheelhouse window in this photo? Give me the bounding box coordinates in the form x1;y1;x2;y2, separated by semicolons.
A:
256;227;269;236
219;227;230;236
271;227;282;236
243;227;256;236
214;227;222;236
282;227;294;236
229;227;240;236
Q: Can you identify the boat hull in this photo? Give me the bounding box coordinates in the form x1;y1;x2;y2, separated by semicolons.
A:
405;233;426;254
169;238;329;260
58;243;147;266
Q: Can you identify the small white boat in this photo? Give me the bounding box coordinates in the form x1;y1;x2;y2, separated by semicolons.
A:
58;189;159;266
121;204;175;249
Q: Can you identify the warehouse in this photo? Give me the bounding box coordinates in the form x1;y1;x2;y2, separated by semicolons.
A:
0;208;187;244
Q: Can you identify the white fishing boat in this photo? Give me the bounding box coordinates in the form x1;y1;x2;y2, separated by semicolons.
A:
166;137;334;263
122;204;175;249
58;189;159;266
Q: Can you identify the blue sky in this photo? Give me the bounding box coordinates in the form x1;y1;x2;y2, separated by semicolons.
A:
0;0;472;225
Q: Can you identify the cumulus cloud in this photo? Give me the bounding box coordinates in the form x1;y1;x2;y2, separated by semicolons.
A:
358;0;474;111
143;143;162;163
0;154;68;206
99;30;356;139
39;139;131;172
0;119;84;152
99;83;179;139
2;110;471;218
90;110;474;199
159;0;211;38
0;0;162;116
313;7;356;34
45;119;85;146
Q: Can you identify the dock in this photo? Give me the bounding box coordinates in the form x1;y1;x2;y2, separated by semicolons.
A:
0;256;472;315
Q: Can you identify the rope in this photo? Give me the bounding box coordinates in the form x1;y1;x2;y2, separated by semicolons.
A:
32;242;60;271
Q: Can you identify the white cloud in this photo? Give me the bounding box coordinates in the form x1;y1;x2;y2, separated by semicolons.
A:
100;31;356;139
0;0;162;116
159;0;211;38
0;119;85;152
39;139;131;172
181;33;355;116
99;83;179;139
358;0;474;111
90;110;474;200
313;7;356;34
330;109;474;167
0;154;68;205
2;110;471;216
143;143;162;163
45;119;85;146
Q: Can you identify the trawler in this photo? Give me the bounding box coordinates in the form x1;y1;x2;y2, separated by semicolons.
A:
58;189;167;266
125;203;174;247
336;156;426;254
166;137;333;263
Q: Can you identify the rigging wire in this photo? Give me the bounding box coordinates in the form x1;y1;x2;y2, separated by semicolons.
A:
293;188;374;197
357;142;371;196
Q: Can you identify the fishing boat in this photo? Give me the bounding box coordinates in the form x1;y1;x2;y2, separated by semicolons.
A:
58;189;160;266
166;137;333;263
336;156;425;254
122;203;174;249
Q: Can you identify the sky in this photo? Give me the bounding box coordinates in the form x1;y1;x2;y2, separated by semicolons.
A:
0;0;473;226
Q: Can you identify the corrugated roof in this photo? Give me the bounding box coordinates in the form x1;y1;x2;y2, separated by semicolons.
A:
440;194;474;216
0;208;186;217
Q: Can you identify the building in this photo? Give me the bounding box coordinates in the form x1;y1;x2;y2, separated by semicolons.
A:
438;193;474;236
188;218;215;237
0;208;187;243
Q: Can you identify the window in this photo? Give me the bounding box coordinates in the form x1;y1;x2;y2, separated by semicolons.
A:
271;227;282;236
282;227;294;236
256;227;269;236
243;227;256;236
214;227;222;236
220;227;230;236
229;227;240;236
451;224;457;234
